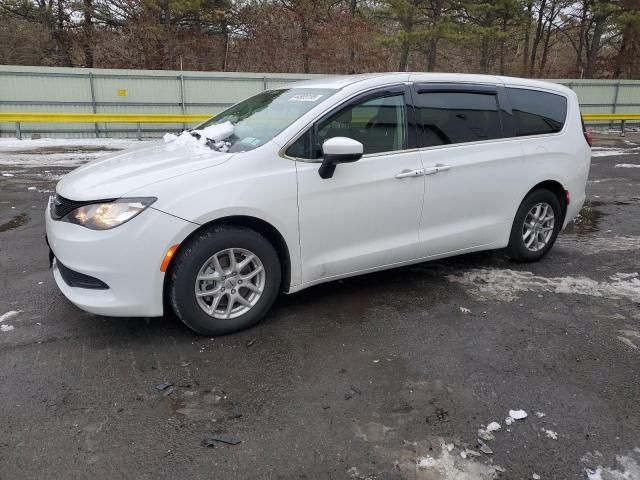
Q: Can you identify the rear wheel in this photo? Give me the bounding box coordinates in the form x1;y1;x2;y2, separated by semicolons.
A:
169;226;281;335
506;189;562;262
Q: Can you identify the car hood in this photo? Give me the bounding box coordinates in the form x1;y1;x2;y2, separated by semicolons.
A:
56;143;234;201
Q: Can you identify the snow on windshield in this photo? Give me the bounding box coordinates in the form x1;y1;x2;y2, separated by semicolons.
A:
163;121;235;152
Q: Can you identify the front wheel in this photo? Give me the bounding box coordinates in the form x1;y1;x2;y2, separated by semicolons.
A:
506;189;562;262
169;226;281;335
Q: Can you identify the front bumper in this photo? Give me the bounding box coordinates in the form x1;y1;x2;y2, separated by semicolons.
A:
45;199;197;317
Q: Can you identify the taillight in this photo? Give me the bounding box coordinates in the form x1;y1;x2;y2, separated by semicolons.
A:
584;131;593;147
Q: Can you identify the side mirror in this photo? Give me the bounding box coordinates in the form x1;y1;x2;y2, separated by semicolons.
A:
318;137;363;179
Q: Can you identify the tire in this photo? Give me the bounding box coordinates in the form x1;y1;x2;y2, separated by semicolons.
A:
506;189;562;262
169;225;281;335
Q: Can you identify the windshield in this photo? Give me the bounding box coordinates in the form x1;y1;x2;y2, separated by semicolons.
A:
196;88;336;152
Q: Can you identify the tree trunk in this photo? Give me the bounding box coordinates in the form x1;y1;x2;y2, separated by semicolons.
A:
479;36;490;73
398;17;414;71
82;0;93;67
522;0;533;74
427;37;438;71
426;0;443;71
349;0;357;74
499;14;507;75
221;20;229;71
613;31;629;78
529;0;547;76
53;0;72;66
538;2;558;75
575;0;589;75
301;16;311;73
585;17;604;78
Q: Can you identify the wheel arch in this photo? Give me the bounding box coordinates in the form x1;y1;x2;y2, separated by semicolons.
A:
162;215;293;313
525;180;568;223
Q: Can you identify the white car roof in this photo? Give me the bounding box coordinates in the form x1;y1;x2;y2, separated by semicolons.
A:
288;72;572;96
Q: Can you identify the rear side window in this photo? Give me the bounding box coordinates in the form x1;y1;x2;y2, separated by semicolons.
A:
414;92;502;147
506;88;567;136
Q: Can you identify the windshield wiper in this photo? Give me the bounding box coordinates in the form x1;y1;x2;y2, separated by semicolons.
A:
189;131;223;151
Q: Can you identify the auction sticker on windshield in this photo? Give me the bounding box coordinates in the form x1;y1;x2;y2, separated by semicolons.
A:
289;94;324;102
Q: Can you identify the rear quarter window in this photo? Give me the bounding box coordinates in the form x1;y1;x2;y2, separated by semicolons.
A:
506;88;567;136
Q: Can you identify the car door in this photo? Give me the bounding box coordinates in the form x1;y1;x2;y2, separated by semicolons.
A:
290;86;425;285
412;84;524;256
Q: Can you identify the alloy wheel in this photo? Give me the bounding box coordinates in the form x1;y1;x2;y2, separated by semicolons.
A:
194;248;265;319
522;202;555;252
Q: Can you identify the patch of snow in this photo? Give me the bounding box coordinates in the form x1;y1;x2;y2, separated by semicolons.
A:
588;178;629;184
1;324;14;332
557;236;640;255
542;429;558;440
2;172;14;177
27;186;36;190
199;121;234;142
486;422;501;432
509;409;528;420
615;163;640;168
617;329;640;350
163;121;234;153
0;137;154;167
583;448;640;480
533;474;541;480
163;133;178;143
0;311;20;323
478;428;494;441
417;456;438;468
610;272;638;281
447;268;640;303
535;411;546;418
0;137;149;150
591;148;635;157
414;443;503;478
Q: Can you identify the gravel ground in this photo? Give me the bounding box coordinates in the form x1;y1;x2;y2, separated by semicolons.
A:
1;134;639;479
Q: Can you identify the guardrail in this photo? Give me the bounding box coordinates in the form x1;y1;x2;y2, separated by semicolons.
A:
1;112;639;139
582;113;640;136
0;113;212;140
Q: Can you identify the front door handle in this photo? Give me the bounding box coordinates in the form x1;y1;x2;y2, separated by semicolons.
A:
423;164;452;175
395;168;425;179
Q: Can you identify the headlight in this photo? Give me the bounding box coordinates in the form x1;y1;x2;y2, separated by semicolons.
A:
63;197;156;230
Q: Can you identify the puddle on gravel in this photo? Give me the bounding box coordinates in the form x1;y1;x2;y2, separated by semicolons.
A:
0;212;28;232
564;201;605;234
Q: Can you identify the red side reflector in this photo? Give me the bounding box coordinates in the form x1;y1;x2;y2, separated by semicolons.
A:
584;131;593;147
565;190;571;205
160;244;179;272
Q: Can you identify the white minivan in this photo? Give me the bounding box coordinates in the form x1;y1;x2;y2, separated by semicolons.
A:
46;73;591;335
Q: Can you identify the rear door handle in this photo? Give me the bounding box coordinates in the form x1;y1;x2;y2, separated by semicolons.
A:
395;168;425;179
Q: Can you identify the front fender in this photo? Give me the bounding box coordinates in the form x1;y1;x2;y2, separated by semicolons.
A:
127;148;302;288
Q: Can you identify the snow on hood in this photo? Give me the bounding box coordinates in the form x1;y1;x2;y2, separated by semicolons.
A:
163;121;235;152
57;140;234;201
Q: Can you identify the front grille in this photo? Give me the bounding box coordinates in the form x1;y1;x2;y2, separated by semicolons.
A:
57;261;109;290
51;194;114;220
52;194;88;220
